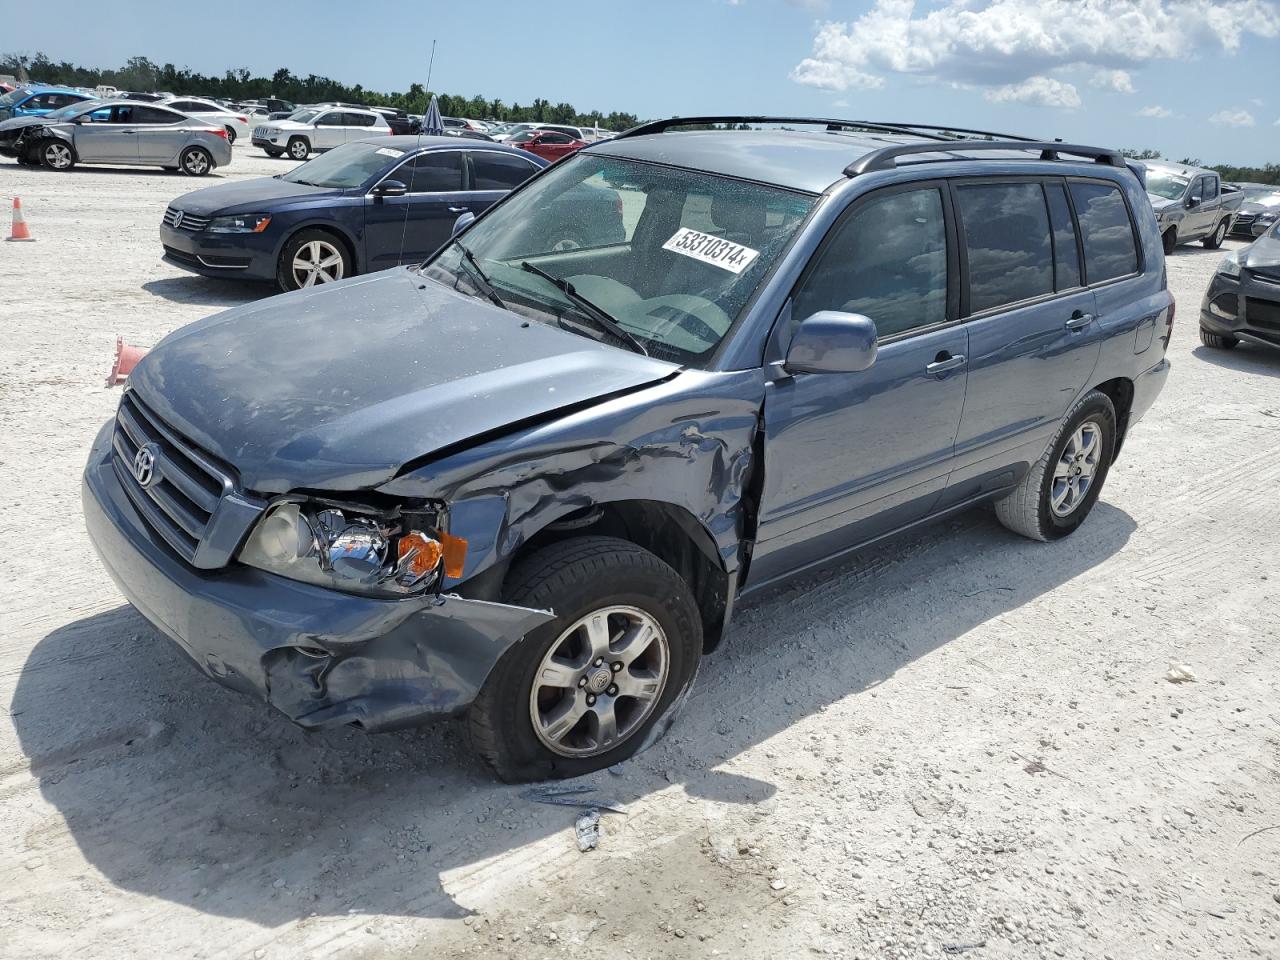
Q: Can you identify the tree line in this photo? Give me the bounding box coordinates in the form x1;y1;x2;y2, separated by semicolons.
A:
1122;147;1280;186
0;52;641;130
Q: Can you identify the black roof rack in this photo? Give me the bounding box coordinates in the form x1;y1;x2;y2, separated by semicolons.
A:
614;115;1035;143
844;140;1126;176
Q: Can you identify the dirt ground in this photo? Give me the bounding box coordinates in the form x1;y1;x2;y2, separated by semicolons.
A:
0;149;1278;960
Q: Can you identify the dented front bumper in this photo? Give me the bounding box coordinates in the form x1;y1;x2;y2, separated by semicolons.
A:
82;423;552;732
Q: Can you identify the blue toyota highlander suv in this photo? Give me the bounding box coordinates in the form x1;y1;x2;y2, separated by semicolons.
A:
83;116;1172;781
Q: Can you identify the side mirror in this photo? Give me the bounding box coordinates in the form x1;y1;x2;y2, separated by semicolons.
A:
451;211;476;237
371;179;408;199
1186;196;1201;209
785;311;878;375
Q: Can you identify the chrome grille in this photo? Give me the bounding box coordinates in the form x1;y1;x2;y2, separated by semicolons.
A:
1236;213;1256;224
111;392;255;567
162;207;211;232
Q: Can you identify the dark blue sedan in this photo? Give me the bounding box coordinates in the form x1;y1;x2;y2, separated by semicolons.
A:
160;136;551;290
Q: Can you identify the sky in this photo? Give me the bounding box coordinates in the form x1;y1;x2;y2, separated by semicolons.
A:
7;0;1280;165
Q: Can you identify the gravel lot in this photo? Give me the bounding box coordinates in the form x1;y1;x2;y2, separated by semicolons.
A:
1;149;1278;960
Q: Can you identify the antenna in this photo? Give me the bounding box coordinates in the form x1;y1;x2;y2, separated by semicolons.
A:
425;40;437;94
398;39;438;270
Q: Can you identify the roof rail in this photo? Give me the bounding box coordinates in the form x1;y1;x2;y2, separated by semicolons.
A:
614;115;1041;143
844;140;1126;177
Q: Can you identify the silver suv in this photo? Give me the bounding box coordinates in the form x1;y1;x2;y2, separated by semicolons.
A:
251;106;391;160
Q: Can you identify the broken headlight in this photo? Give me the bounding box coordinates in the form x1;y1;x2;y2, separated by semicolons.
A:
239;501;459;597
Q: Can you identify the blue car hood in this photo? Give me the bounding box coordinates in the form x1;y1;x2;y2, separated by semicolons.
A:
127;268;678;493
171;176;344;215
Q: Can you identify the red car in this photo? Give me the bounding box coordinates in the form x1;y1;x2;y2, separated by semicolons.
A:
511;128;587;162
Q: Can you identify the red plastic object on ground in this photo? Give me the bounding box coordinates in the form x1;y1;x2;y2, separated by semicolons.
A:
6;197;34;241
106;336;149;387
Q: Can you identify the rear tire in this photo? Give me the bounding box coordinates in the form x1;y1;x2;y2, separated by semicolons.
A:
994;390;1116;542
179;146;213;176
224;126;237;145
469;536;702;782
1200;327;1239;349
1203;219;1228;249
286;136;309;161
1162;227;1177;255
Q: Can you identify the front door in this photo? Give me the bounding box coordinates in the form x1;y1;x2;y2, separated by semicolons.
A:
363;149;469;270
73;103;140;162
313;111;346;150
748;184;967;587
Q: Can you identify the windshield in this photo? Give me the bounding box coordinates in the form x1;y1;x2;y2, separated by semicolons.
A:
1146;171;1190;201
288;109;320;124
280;141;402;188
49;101;102;120
0;89;25;106
422;153;818;366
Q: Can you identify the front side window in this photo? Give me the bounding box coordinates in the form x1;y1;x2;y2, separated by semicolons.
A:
957;181;1055;313
793;187;947;337
1069;181;1139;283
316;112;343;126
471;151;540;190
422;154;817;365
394;150;464;192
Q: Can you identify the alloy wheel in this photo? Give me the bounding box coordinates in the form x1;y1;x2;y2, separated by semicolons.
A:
183;150;209;175
44;143;72;169
1050;421;1102;517
291;240;345;287
529;605;670;757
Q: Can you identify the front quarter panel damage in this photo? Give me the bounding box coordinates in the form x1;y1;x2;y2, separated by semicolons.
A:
380;369;767;591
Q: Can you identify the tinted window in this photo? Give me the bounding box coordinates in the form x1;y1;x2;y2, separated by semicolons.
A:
169;100;203;111
134;106;180;125
957;182;1054;313
351;113;377;127
794;187;948;337
1204;175;1219;201
316;112;343;126
1069;181;1139;283
396;151;464;192
471;151;539;190
1045;183;1082;290
540;132;573;144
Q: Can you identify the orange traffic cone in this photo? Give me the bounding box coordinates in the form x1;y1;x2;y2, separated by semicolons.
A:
6;197;34;242
106;336;149;388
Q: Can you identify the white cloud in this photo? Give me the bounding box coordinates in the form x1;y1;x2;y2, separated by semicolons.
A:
1209;108;1256;127
788;0;830;10
1138;105;1174;118
986;76;1082;109
1091;68;1135;93
791;0;1280;108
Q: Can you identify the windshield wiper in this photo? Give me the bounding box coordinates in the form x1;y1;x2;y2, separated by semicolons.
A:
519;261;647;356
453;241;506;309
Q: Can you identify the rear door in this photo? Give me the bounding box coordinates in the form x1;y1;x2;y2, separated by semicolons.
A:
942;178;1102;506
749;183;968;586
345;111;379;143
132;105;188;163
363;148;468;270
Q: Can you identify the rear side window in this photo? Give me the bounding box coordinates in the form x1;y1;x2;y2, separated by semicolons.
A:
134;106;179;125
397;151;464;192
1045;183;1082;290
352;113;378;127
1069;181;1139;283
956;181;1054;313
470;151;539;190
793;187;948;337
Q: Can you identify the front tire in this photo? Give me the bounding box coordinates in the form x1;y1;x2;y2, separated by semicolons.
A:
1162;227;1177;255
469;537;702;782
1200;327;1239;349
286;136;310;161
994;390;1116;542
179;146;213;176
276;229;352;290
264;147;284;157
1203;219;1228;249
39;139;74;171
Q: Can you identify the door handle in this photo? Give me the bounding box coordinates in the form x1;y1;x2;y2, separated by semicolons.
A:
1065;311;1095;331
447;206;469;213
925;353;966;375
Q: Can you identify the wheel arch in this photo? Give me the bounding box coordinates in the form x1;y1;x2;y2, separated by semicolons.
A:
468;499;733;655
1091;376;1135;459
276;221;361;276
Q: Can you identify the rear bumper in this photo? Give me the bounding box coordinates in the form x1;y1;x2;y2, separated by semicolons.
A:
159;222;278;281
82;420;552;732
1130;356;1171;427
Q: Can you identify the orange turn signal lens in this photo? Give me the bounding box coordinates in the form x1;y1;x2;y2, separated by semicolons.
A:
397;531;443;578
438;530;468;580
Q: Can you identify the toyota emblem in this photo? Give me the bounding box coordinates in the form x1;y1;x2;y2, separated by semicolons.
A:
173;210;184;228
133;443;159;488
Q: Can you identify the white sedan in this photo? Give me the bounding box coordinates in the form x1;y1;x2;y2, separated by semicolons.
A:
159;97;252;145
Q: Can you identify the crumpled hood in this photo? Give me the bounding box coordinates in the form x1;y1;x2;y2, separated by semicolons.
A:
126;269;678;493
0;115;57;135
170;176;341;216
1148;196;1178;214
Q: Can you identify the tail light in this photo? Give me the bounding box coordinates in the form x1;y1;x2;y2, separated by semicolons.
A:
209;128;228;139
236;116;248;123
